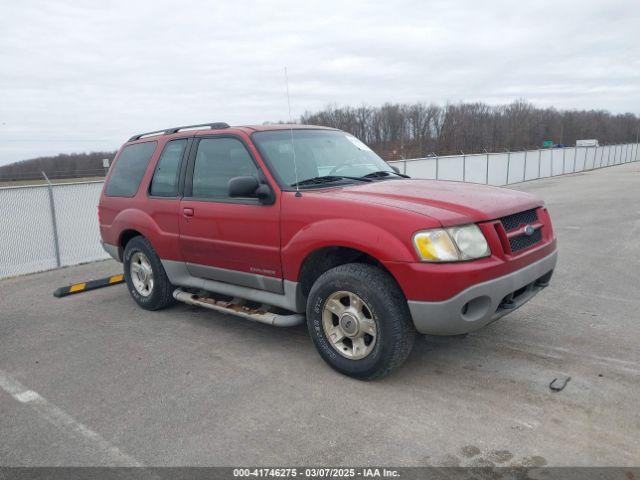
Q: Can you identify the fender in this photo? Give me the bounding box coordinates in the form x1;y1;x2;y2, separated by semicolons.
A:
111;208;182;262
281;218;417;281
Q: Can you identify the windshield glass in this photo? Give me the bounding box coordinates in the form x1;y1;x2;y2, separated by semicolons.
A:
252;129;394;188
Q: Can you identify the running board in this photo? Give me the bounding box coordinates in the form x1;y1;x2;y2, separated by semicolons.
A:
173;289;305;327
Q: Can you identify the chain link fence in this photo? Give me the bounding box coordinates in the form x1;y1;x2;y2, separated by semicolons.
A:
0;142;638;280
0;180;108;279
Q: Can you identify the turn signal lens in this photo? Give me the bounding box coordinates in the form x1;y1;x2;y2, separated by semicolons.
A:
413;230;459;262
412;225;490;262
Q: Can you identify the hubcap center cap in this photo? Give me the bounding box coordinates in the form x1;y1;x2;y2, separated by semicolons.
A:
339;313;359;336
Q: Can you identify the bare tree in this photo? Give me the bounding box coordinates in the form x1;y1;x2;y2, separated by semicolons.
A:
300;100;640;160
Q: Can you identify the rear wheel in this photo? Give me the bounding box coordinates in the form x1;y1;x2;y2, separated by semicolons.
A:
306;263;415;379
123;236;176;311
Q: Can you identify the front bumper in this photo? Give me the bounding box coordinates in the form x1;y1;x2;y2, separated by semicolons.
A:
408;250;557;335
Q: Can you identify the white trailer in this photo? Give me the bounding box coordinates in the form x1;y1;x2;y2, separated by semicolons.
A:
576;139;599;147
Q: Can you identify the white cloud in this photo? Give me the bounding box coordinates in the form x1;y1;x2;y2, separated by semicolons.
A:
0;0;638;163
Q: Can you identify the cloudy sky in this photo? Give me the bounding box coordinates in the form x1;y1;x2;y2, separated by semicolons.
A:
1;0;638;164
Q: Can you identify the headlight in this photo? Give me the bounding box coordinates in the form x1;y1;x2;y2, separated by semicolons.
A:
413;224;490;262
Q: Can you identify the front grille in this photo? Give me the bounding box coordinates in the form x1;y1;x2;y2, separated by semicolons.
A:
509;229;542;252
500;208;538;232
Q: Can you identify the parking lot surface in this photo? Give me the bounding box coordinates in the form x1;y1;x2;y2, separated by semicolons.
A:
1;162;639;467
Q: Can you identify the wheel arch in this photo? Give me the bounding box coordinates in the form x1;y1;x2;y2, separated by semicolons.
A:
111;208;164;261
298;246;405;301
117;229;144;260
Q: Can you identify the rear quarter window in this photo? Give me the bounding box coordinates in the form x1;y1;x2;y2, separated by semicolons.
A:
150;139;187;197
105;141;157;197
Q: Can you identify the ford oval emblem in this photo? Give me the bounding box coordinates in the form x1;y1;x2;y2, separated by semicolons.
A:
523;224;535;236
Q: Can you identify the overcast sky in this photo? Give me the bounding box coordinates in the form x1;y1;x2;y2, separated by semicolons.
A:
1;0;638;165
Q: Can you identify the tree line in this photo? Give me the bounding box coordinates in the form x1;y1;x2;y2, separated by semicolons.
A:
1;100;639;181
0;151;116;181
300;100;640;160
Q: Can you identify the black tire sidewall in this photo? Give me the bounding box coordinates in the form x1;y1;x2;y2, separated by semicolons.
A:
123;236;172;310
306;264;414;379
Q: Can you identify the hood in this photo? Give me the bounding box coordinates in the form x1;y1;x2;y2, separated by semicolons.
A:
327;179;543;226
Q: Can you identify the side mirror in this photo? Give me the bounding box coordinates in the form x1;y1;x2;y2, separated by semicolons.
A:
228;176;274;205
391;165;400;174
228;176;259;197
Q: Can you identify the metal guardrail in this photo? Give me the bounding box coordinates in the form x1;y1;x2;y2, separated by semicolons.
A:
1;143;638;279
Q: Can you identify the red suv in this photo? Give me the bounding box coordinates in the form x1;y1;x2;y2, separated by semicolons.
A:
99;122;557;379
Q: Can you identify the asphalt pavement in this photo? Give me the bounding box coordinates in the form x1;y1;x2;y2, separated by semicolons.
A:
1;162;639;466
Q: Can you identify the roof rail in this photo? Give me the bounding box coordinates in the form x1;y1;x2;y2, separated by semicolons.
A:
128;122;230;141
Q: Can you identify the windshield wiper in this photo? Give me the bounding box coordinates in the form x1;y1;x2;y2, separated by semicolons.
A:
291;175;372;188
361;170;410;179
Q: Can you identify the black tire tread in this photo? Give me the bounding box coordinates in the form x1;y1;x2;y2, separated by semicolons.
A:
307;263;415;379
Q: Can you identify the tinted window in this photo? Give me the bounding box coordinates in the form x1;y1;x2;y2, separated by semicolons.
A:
192;138;258;199
150;139;187;197
106;142;157;197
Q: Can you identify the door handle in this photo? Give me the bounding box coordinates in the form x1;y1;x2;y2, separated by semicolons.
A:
183;207;194;217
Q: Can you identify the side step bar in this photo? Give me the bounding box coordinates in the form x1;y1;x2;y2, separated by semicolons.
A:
173;288;305;327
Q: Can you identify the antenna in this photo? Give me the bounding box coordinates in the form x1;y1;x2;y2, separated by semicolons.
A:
284;66;301;196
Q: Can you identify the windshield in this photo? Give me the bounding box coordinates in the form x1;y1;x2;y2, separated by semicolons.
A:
252;129;394;188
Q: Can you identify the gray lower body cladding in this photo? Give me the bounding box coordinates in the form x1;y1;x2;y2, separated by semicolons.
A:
103;240;303;313
408;250;558;335
101;242;120;261
161;259;305;313
108;240;556;332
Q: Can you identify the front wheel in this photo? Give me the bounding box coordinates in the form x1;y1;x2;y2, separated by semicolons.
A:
306;263;415;379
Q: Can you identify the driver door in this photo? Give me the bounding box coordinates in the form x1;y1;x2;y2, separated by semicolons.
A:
179;136;282;293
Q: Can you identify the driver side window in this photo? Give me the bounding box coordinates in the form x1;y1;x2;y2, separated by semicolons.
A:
192;138;258;199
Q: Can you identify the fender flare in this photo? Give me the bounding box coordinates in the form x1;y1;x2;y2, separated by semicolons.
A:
282;218;416;280
112;208;163;250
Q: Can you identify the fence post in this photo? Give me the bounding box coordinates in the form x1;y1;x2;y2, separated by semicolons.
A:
561;146;566;174
461;150;466;182
523;149;528;182
612;144;616;165
42;171;61;268
505;148;511;184
435;155;439;180
537;149;542;178
484;149;490;184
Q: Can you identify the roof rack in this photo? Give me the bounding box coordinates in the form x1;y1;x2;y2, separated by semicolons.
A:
128;122;230;141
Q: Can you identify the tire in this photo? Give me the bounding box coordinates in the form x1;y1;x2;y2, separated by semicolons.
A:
306;263;415;379
123;236;176;311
